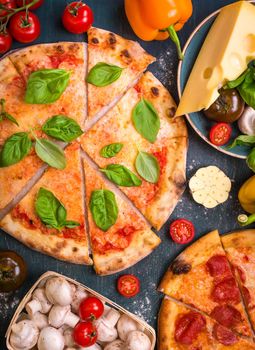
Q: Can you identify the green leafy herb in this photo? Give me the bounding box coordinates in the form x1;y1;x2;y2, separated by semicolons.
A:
0;99;19;126
228;135;255;149
135;151;160;183
25;69;70;104
0;132;32;167
42;115;83;142
89;189;118;231
101;164;142;187
35;187;80;230
132;98;160;143
100;143;123;158
34;138;66;169
247;147;255;172
86;62;123;87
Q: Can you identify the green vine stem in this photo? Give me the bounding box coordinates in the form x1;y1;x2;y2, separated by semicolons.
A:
238;213;255;226
166;25;184;60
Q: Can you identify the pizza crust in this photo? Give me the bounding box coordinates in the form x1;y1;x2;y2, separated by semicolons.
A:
221;229;255;250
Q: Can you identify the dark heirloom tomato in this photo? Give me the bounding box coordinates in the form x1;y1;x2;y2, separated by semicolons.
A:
9;11;40;43
204;89;244;123
117;274;140;298
79;296;104;321
62;1;94;34
0;251;27;292
16;0;44;10
0;30;12;54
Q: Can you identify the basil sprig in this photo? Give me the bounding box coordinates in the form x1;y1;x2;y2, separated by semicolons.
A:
135;151;160;183
42;115;83;142
0;99;19;126
34;137;66;170
101;164;142;187
35;187;80;230
132;98;160;143
0;132;32;167
100;143;123;158
247;148;255;172
25;69;70;104
86;62;123;87
89;189;118;231
228;135;255;149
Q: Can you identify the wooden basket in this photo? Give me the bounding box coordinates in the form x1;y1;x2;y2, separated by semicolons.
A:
5;271;156;350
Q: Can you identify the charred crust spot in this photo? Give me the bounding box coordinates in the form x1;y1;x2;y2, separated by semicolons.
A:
108;33;117;45
54;45;65;54
68;43;79;52
72;247;78;252
91;37;99;44
168;107;176;118
121;49;131;58
174;176;186;190
151;86;159;97
170;258;191;275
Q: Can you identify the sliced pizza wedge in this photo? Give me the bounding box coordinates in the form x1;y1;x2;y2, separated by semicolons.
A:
221;230;255;332
81;72;187;230
158;230;252;337
86;27;155;124
82;154;161;275
158;297;255;350
0;143;92;265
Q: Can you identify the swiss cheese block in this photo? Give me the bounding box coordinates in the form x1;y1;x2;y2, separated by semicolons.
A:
176;1;255;116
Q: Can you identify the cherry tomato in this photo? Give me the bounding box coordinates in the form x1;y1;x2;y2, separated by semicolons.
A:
9;11;40;43
117;274;140;298
170;219;195;244
0;30;12;54
16;0;44;10
62;1;94;34
79;296;104;321
209;123;232;146
73;321;97;347
0;0;16;17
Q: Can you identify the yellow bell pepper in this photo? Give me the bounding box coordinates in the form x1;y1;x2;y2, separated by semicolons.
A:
124;0;193;60
238;175;255;226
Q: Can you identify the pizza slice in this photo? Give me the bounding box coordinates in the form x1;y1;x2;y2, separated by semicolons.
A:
82;154;161;275
158;297;255;350
86;27;155;123
221;230;255;331
158;230;252;337
0;143;92;265
81;72;187;230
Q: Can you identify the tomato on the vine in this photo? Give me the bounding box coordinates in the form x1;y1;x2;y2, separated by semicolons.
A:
73;321;97;347
9;11;40;43
79;296;104;321
16;0;44;10
0;0;16;18
0;30;12;54
62;1;94;34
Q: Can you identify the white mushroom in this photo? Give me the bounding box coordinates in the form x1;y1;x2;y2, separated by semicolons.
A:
49;305;79;328
238;106;255;135
38;327;65;350
124;331;151;350
71;286;88;313
26;288;52;316
64;327;75;347
104;339;125;350
10;320;39;350
29;312;48;330
95;309;120;343
79;344;102;350
117;315;138;341
45;277;74;306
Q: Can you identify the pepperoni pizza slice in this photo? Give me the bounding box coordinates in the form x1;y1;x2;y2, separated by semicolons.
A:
82;154;161;275
81;72;187;230
221;230;255;331
86;27;155;124
158;297;255;350
0;143;92;265
158;230;252;337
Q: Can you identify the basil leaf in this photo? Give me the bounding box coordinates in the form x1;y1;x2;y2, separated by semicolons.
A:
247;148;255;172
135;151;160;183
35;138;66;169
101;164;142;187
86;62;123;87
1;112;19;126
229;135;255;149
25;69;70;104
42;115;83;142
64;220;80;228
132;98;160;143
100;143;123;158
89;189;118;231
0;132;32;167
225;69;249;89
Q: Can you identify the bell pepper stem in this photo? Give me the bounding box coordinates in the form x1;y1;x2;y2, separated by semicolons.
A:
238;213;255;226
166;25;184;60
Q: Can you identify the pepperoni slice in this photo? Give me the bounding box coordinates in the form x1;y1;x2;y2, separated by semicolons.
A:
210;305;242;328
206;255;231;278
211;278;240;304
242;286;252;308
175;311;206;345
213;324;238;345
235;265;246;283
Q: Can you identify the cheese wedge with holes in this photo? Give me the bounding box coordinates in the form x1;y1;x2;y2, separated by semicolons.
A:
176;1;255;116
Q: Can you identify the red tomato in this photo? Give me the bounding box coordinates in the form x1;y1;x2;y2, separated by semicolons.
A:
170;219;195;244
62;1;94;34
9;11;40;43
0;0;16;17
73;321;97;347
79;296;104;321
117;274;140;298
209;123;232;146
0;30;12;54
16;0;44;10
